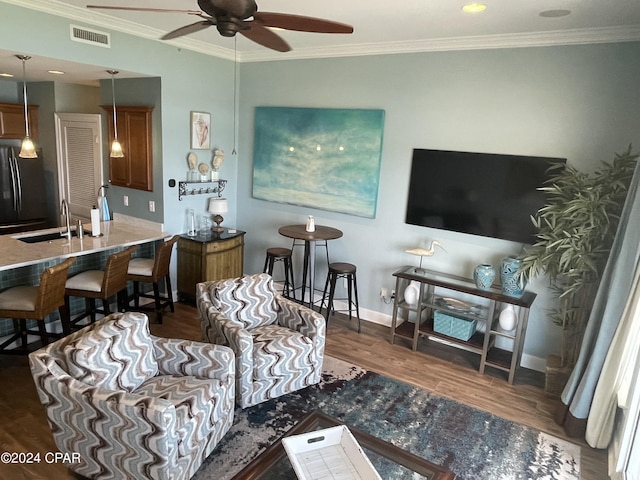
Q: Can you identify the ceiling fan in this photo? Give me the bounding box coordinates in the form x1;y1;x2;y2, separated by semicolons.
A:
87;0;354;52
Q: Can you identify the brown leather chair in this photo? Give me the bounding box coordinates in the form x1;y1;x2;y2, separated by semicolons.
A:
126;235;179;323
65;246;137;330
0;257;76;354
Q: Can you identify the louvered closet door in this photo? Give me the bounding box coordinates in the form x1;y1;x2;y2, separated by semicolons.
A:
55;113;104;221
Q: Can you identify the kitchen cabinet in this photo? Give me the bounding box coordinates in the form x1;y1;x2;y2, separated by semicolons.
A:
102;105;153;191
0;102;39;140
390;265;536;384
177;230;245;302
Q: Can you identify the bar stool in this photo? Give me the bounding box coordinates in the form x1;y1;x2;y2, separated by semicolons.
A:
0;257;76;354
320;262;361;333
263;247;296;300
126;235;179;323
65;245;137;330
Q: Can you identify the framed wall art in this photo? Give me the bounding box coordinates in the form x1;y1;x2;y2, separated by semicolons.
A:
190;111;211;150
252;107;385;218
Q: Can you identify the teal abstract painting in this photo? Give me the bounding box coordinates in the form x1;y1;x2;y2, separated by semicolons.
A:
252;107;385;218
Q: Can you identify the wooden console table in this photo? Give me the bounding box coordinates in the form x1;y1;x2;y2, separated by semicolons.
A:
177;229;245;302
390;265;536;384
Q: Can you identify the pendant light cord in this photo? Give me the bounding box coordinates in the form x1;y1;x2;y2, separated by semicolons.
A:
232;37;237;155
109;70;119;141
20;56;31;138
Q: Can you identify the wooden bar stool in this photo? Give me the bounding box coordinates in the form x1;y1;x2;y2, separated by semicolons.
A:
126;235;179;323
64;246;137;330
320;262;361;333
263;247;296;300
0;257;76;354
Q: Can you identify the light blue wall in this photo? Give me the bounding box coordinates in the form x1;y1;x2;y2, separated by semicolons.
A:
237;43;640;366
0;79;18;101
53;83;101;114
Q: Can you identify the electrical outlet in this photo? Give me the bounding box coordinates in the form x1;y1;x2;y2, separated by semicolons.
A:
149;200;155;212
380;287;389;298
123;195;129;206
391;290;396;299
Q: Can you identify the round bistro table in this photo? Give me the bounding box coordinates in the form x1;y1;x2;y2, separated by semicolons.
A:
278;224;343;308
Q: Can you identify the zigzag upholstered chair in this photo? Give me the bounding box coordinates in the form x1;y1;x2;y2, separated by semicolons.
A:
28;312;235;480
197;273;325;409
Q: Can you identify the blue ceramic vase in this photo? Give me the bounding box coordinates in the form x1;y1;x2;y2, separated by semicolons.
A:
500;256;526;297
473;264;496;290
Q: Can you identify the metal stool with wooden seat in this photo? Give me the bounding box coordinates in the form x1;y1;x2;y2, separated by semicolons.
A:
64;245;137;330
126;235;179;323
263;247;296;300
320;262;361;333
0;257;76;354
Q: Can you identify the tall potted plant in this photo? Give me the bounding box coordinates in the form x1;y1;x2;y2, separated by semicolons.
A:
518;146;637;387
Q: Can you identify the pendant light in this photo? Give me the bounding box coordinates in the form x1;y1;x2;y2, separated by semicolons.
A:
107;69;124;158
16;55;37;159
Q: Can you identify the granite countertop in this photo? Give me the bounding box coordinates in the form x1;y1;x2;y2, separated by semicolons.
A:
0;221;168;272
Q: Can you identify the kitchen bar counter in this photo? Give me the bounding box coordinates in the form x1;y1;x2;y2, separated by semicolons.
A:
0;221;168;272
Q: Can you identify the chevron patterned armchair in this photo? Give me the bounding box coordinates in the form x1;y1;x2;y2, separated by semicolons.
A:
28;312;235;480
197;273;326;409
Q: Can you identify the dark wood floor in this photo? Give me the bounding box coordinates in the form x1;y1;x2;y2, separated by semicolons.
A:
0;302;608;479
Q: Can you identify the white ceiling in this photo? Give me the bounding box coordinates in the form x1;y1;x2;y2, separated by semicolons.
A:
1;0;640;84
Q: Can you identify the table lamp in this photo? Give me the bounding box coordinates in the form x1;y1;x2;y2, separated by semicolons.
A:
208;197;228;232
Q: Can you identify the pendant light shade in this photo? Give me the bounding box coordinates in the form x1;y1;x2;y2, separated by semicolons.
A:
107;69;124;158
16;55;37;159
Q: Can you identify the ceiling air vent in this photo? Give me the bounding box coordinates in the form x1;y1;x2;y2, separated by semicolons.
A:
70;25;111;48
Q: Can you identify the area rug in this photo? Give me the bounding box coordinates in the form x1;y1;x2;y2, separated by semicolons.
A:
194;356;580;480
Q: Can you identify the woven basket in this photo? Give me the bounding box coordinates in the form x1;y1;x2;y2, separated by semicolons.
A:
433;310;477;341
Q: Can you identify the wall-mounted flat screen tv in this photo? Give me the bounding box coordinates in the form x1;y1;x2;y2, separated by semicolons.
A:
405;149;566;244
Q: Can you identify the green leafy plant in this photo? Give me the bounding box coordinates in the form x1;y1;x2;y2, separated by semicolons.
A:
519;146;638;367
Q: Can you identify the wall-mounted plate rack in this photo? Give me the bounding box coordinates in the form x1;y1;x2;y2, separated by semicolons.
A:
178;180;227;201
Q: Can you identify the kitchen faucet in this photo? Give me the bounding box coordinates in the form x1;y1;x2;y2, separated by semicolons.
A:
60;199;71;241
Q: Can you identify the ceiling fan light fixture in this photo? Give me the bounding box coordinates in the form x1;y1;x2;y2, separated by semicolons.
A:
107;69;124;158
16;55;37;159
462;3;487;13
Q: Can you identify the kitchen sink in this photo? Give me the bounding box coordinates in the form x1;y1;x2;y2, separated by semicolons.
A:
16;229;91;243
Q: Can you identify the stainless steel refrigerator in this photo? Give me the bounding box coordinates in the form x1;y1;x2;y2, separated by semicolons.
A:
0;145;47;234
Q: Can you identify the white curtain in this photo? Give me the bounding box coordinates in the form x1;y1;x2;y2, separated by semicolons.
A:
558;156;640;442
586;262;640;448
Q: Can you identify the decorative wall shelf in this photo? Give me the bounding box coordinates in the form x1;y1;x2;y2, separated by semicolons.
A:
178;180;227;201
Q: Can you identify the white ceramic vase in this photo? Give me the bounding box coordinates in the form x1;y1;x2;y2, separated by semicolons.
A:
498;305;517;331
403;281;420;305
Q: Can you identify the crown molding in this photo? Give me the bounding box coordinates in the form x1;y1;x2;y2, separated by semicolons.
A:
5;0;640;64
241;25;640;62
2;0;235;60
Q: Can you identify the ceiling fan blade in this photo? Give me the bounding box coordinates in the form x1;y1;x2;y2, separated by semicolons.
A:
240;23;290;52
161;20;214;40
253;12;353;34
87;5;203;15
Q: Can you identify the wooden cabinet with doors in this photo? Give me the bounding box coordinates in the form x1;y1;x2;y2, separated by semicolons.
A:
177;229;246;302
102;105;153;191
0;102;39;140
